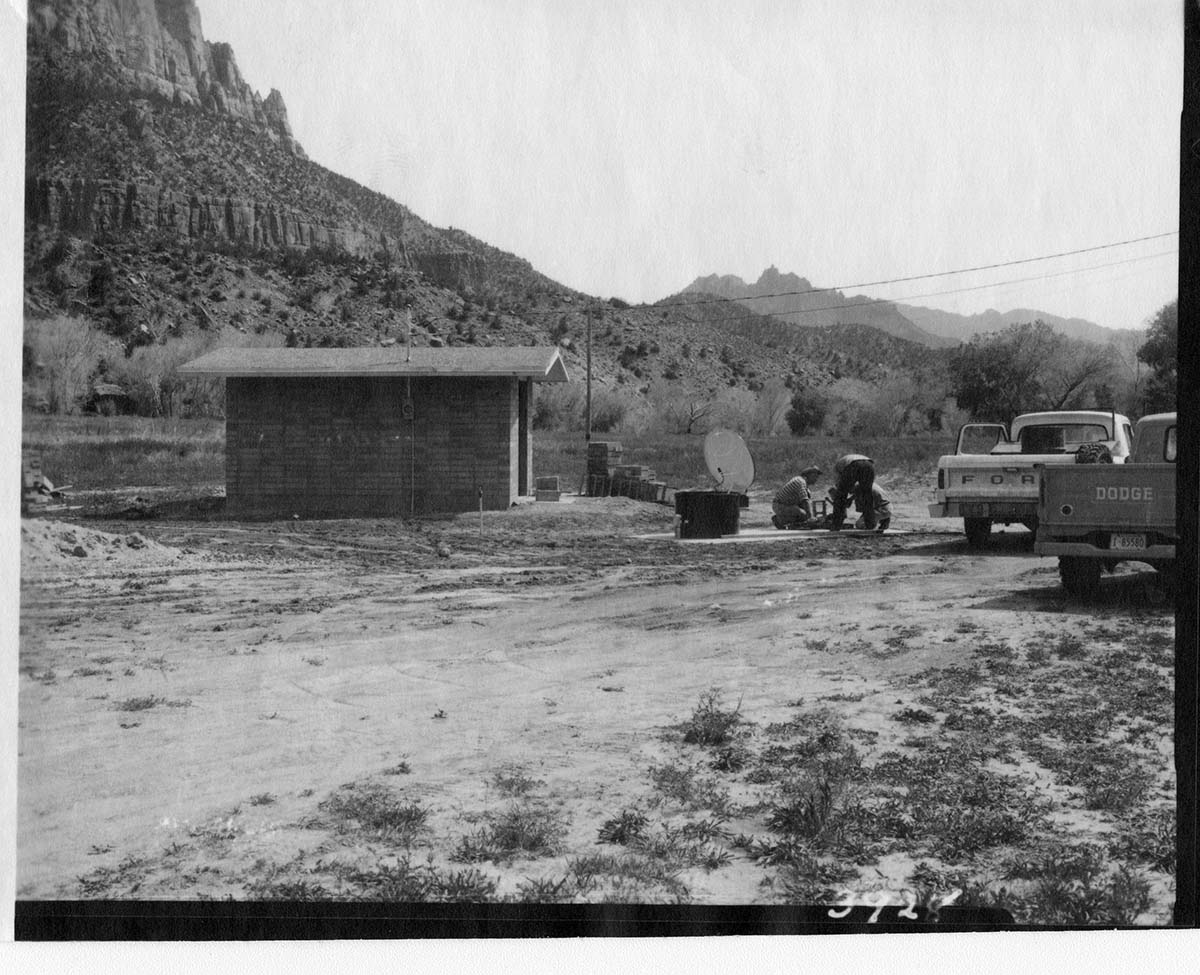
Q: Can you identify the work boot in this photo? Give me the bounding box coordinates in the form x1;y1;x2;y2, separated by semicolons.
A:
877;519;890;533
771;514;782;529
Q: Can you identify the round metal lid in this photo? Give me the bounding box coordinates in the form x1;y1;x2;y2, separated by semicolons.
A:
703;429;755;493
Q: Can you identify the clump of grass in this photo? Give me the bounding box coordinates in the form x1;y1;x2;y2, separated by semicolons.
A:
382;760;412;776
491;768;542;797
318;782;429;844
77;854;150;897
1054;634;1088;660
513;875;578;903
598;809;648;846
113;695;166;712
1001;843;1153;924
251;858;502;903
567;852;689;902
1024;740;1153;814
680;688;744;746
893;707;936;725
766;779;834;840
452;803;566;864
251;879;336;900
772;851;860;903
1107;807;1174;872
710;743;749;773
629;823;732;872
249;793;276;806
647;762;732;813
869;744;1048;862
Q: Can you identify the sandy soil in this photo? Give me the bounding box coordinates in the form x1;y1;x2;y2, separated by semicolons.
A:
16;488;1176;919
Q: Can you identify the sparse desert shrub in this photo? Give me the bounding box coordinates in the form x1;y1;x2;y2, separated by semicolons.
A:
452;803;566;863
318;782;429;844
680;688;744;746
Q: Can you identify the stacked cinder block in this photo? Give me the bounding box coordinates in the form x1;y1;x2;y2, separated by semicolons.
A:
584;442;667;502
585;441;622;496
535;476;561;502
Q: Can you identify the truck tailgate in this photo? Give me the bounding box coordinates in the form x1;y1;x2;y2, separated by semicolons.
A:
1039;464;1175;531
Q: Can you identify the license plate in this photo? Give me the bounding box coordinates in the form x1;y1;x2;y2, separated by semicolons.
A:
1110;533;1146;551
961;503;989;517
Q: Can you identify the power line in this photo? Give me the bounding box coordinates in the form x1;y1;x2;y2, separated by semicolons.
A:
654;231;1178;312
670;248;1176;331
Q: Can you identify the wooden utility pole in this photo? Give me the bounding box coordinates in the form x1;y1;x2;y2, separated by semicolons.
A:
585;307;592;442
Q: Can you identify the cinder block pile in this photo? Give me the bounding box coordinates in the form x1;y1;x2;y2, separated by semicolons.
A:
584;442;668;502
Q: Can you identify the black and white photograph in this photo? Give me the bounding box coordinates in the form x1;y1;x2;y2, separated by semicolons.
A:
4;0;1188;940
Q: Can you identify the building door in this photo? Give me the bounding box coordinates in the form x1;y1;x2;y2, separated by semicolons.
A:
518;380;530;496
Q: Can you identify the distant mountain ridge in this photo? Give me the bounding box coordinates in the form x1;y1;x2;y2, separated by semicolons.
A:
895;303;1134;346
683;267;957;348
683;267;1122;348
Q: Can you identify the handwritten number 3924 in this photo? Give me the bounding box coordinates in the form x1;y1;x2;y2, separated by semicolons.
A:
827;888;961;923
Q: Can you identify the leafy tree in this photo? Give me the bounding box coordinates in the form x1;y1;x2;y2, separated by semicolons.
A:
949;321;1113;421
1137;300;1176;413
785;386;829;435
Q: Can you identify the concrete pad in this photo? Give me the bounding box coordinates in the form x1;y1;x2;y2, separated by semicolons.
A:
635;527;911;544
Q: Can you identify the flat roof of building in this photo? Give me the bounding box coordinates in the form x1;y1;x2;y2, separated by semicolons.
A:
178;346;569;382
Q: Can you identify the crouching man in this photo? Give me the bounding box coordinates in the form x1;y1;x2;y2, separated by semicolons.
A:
829;454;876;531
771;465;822;529
853;482;892;532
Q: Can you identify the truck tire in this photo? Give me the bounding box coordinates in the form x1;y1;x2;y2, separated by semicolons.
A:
1059;556;1101;598
964;517;991;548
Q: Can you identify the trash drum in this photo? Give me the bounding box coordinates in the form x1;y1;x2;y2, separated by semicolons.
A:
675;490;741;539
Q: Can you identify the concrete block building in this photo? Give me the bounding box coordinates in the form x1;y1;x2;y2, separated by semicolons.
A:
179;346;569;518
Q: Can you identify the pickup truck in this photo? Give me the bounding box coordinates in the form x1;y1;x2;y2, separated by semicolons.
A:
1034;412;1176;597
928;410;1133;547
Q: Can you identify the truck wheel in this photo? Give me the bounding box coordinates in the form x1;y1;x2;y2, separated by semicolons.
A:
1059;557;1101;598
964;518;991;548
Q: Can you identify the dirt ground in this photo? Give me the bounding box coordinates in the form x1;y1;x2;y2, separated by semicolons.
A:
16;485;1177;921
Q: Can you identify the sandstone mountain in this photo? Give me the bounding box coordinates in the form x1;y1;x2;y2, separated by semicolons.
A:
30;0;301;152
25;0;957;410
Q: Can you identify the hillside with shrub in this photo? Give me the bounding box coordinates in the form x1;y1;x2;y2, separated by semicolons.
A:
23;0;1164;439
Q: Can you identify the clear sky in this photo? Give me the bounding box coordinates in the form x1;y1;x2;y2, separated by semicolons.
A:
181;2;1180;329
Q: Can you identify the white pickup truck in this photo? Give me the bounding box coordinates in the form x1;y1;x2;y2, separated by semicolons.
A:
928;410;1134;547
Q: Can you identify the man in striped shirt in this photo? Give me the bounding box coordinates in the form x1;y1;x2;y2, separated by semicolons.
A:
771;465;822;529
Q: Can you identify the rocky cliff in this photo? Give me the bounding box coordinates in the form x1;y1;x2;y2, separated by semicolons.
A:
26;176;400;256
28;0;303;155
